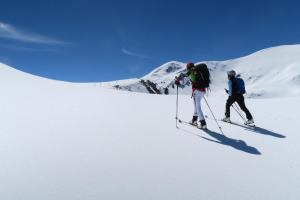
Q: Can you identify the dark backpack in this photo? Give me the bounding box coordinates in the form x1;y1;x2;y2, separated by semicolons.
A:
194;63;210;88
233;77;246;94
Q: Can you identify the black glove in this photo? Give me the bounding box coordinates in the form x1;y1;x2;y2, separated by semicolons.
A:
178;73;186;79
175;76;180;85
225;88;229;94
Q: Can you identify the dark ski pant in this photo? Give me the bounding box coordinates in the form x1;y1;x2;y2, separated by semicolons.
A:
225;94;253;120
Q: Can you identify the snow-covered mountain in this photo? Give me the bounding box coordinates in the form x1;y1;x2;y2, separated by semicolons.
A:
0;54;300;200
103;45;300;98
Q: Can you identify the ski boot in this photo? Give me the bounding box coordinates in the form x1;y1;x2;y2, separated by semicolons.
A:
189;116;198;126
197;120;207;129
221;116;231;123
245;118;254;125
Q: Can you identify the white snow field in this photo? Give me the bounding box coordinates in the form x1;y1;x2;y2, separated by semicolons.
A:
0;61;299;200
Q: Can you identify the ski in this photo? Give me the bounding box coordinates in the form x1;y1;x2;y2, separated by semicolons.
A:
204;115;255;128
225;120;256;128
177;118;209;131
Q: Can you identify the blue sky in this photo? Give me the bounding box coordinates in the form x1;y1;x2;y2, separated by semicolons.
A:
1;0;300;82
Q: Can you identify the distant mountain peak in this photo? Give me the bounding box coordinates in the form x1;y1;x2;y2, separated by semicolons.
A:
104;44;300;98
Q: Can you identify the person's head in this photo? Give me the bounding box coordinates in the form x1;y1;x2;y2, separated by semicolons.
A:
186;62;194;72
227;70;236;80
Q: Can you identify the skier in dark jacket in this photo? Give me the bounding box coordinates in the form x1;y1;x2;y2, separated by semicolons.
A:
222;70;254;125
175;62;208;129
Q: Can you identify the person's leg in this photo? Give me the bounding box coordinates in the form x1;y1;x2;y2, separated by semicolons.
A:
194;90;207;128
194;90;205;121
225;96;235;118
236;95;253;120
191;94;198;124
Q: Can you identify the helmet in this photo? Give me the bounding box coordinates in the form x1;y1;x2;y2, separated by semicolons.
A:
227;70;236;78
186;62;194;70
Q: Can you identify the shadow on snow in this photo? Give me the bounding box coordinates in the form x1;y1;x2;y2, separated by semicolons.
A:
230;123;286;138
250;126;286;138
179;127;261;155
205;117;286;138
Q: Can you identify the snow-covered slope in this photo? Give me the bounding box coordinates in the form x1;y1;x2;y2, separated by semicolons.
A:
103;45;300;98
0;62;300;200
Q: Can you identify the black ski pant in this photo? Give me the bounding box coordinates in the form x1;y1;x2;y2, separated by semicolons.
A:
225;94;253;120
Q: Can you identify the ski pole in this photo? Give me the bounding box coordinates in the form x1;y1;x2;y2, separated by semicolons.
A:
175;84;179;128
203;96;224;135
232;103;247;122
234;102;243;114
233;103;247;121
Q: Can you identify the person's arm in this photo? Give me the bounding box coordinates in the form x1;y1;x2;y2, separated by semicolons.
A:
175;72;188;85
228;80;233;96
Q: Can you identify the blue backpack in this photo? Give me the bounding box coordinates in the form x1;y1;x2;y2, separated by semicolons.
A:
234;78;246;94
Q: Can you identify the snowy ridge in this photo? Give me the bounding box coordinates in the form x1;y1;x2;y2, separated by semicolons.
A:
142;61;185;87
99;61;187;94
104;44;300;98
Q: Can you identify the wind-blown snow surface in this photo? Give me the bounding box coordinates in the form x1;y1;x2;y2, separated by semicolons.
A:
0;62;300;200
103;45;300;98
